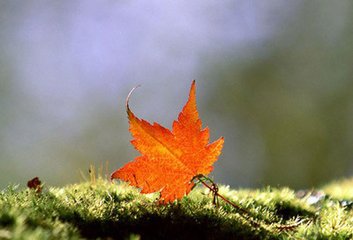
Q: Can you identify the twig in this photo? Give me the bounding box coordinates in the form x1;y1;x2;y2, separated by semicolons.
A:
194;175;305;231
195;175;260;228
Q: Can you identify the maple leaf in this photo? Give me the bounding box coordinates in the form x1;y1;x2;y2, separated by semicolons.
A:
111;80;224;203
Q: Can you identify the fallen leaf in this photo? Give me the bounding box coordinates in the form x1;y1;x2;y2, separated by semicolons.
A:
111;80;224;203
27;177;42;193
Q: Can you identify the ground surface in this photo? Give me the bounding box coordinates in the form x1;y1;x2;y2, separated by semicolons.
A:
1;177;353;239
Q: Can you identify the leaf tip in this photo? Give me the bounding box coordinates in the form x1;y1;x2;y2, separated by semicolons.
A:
110;170;118;181
190;79;196;92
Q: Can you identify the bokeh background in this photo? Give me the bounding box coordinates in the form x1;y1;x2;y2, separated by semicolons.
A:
1;1;352;189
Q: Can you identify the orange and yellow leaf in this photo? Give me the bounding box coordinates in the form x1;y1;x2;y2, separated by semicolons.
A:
111;80;224;203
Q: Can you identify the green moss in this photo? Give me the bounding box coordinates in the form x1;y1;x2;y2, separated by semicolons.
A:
1;178;353;239
323;178;353;200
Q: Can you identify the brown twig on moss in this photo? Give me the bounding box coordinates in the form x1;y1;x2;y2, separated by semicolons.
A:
195;174;306;232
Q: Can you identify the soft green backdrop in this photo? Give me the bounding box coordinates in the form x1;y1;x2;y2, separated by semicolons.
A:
0;1;352;189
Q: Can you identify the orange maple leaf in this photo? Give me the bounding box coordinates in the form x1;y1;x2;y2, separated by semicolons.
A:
111;80;224;203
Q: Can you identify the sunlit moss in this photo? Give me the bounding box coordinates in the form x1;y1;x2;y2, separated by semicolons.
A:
322;177;353;200
1;179;353;239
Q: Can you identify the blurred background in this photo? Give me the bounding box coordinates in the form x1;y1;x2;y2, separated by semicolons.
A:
1;1;352;189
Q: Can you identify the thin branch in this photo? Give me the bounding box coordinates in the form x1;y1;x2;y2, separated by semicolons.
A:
195;175;260;228
195;174;306;231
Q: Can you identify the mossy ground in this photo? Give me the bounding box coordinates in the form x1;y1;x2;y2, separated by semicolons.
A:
1;177;353;240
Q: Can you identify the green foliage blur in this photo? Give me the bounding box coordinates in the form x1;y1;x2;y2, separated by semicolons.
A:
205;1;353;188
0;1;352;189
